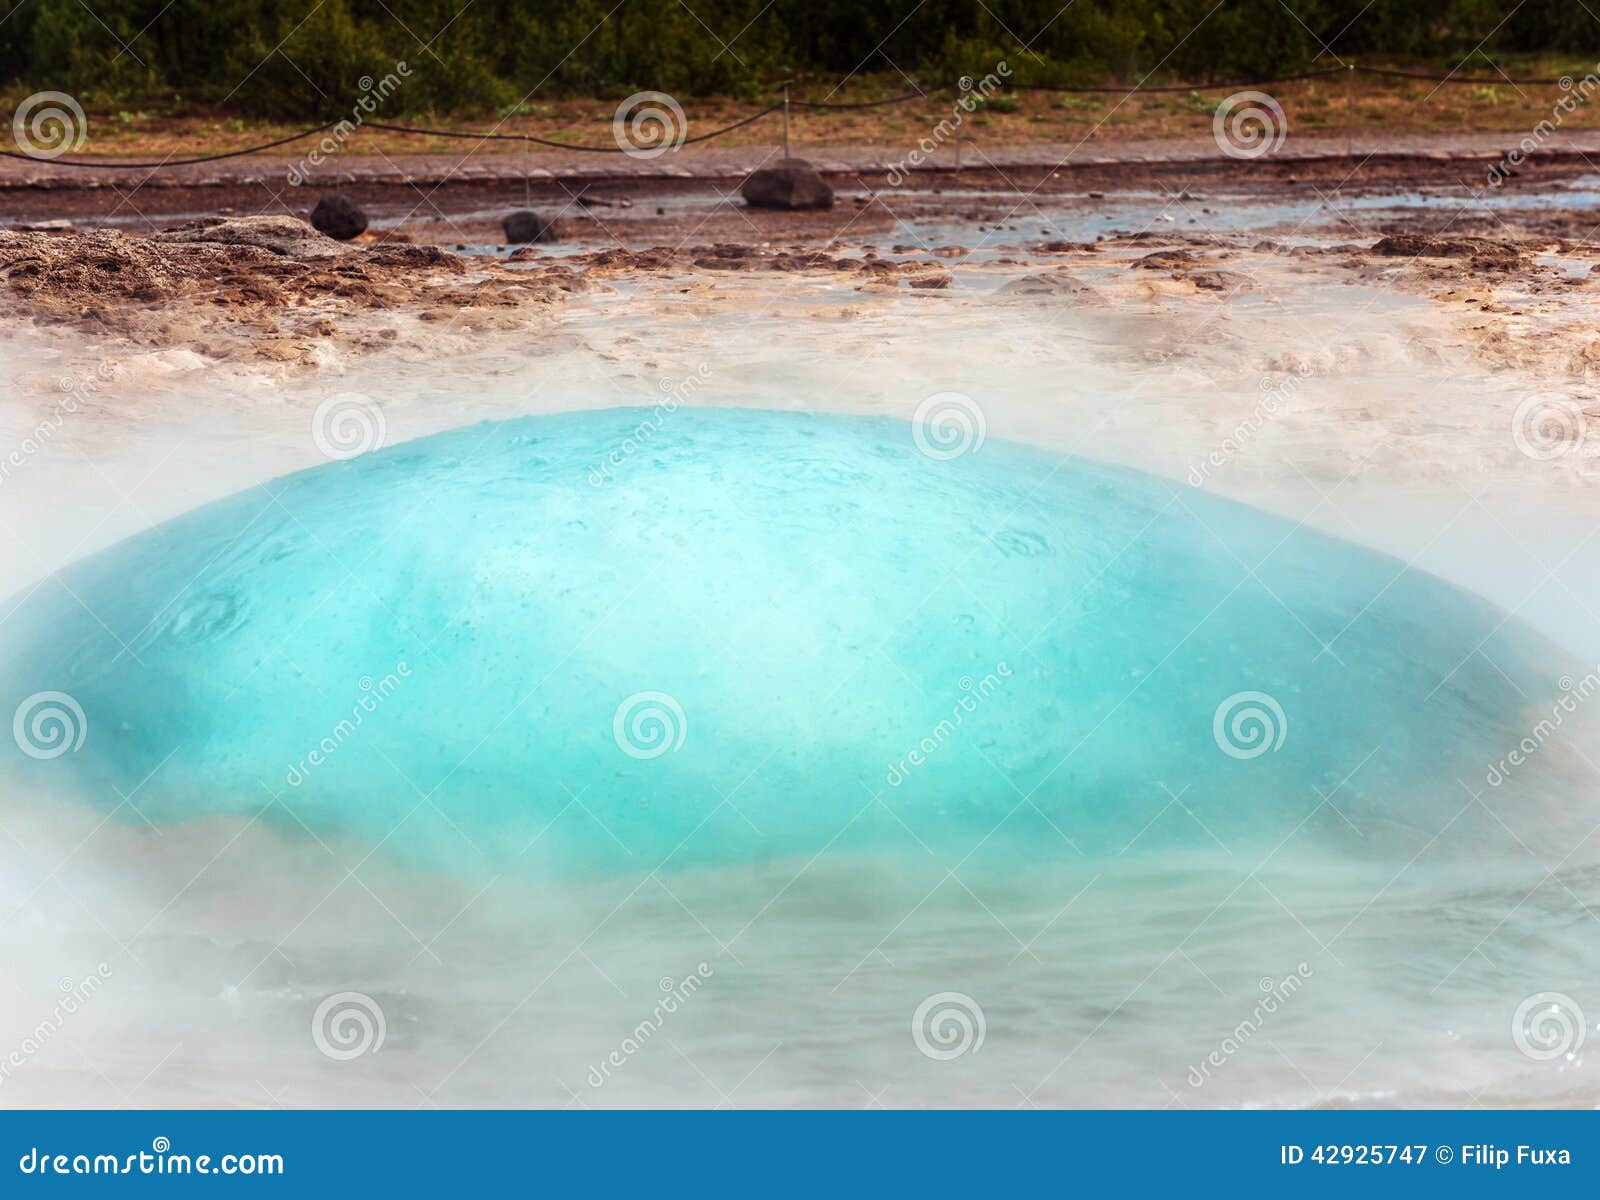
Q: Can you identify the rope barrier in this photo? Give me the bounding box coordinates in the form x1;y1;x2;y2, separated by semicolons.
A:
364;104;785;151
1;67;1587;171
1008;68;1347;94
0;122;338;168
1354;65;1576;85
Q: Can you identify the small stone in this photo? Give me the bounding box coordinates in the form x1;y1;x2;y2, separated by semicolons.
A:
740;159;834;211
503;210;556;244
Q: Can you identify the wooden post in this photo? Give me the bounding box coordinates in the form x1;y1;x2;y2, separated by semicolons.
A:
782;82;791;158
1345;62;1354;158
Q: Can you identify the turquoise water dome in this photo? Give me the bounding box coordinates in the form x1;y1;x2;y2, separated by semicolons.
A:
0;408;1577;874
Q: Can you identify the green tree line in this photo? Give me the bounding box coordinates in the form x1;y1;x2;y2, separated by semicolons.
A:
0;0;1593;116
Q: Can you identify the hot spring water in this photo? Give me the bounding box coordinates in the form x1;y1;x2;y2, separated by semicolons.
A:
2;407;1596;1107
0;407;1581;873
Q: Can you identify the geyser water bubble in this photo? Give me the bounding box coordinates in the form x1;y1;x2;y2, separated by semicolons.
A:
0;408;1584;874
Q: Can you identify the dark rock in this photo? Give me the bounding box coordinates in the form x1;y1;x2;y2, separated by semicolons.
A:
740;158;834;211
1369;234;1520;262
1131;249;1197;269
503;210;556;244
155;215;345;258
309;194;368;241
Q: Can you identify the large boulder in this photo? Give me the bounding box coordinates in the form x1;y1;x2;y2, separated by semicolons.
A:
503;210;556;244
740;158;834;211
309;193;369;241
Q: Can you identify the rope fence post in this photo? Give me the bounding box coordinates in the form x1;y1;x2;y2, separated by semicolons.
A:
782;82;791;158
1346;62;1355;158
